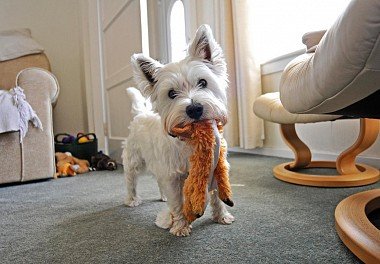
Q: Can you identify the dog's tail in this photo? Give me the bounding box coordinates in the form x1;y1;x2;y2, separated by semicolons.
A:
126;87;151;116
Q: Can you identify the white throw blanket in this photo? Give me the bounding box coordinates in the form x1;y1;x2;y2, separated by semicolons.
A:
0;86;43;142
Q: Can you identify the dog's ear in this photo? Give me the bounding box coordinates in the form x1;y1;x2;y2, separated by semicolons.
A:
131;54;163;97
187;24;226;77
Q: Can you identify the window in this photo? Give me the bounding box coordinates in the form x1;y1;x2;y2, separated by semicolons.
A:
169;0;187;62
250;0;351;63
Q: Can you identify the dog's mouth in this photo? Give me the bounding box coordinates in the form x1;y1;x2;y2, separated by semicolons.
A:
165;108;227;139
168;117;227;139
168;122;191;139
168;132;178;138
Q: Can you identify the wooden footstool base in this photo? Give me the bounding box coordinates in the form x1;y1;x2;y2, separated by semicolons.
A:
274;161;379;187
253;92;380;188
335;189;380;263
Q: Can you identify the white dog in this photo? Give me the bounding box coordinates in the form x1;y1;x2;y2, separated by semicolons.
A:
122;25;234;236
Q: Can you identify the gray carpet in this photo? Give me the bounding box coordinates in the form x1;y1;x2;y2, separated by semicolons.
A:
1;153;378;264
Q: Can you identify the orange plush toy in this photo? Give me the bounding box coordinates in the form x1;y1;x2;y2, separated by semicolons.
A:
171;120;233;222
55;162;77;178
55;152;90;178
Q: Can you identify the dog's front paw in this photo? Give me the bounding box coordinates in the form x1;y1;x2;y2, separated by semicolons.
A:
170;224;192;237
125;196;142;207
169;218;192;237
213;212;235;225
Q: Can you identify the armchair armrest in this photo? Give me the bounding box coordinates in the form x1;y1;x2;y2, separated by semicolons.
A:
302;30;327;53
13;67;59;181
16;67;60;106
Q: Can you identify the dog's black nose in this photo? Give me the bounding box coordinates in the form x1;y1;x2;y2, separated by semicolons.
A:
186;103;203;120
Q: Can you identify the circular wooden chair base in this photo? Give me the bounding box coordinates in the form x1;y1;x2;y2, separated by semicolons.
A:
273;161;380;187
335;189;380;263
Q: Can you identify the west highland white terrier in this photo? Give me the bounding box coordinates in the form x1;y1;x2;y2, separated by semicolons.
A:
122;24;234;236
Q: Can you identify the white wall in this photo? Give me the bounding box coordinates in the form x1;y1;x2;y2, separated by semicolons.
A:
256;71;380;168
0;0;87;135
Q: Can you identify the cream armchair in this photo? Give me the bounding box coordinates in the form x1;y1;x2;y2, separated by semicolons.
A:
278;0;380;261
0;53;59;184
255;0;380;262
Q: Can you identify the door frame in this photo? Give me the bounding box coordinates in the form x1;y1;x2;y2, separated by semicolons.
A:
81;0;146;154
80;0;222;153
80;0;107;152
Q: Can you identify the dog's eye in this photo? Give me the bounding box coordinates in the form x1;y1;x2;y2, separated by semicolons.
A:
198;79;207;88
168;89;178;99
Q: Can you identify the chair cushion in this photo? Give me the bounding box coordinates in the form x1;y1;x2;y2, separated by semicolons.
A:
280;0;380;115
253;92;341;124
0;53;50;90
0;28;44;62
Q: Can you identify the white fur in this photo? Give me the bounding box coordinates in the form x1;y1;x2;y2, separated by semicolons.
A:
122;25;234;236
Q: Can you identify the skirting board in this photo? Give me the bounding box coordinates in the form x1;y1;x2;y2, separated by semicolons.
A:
228;147;380;169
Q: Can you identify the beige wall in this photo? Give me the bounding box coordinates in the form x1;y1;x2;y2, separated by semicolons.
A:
0;0;87;135
261;71;380;167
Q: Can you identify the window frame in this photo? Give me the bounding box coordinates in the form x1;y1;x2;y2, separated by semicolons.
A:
156;0;189;63
166;0;188;62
